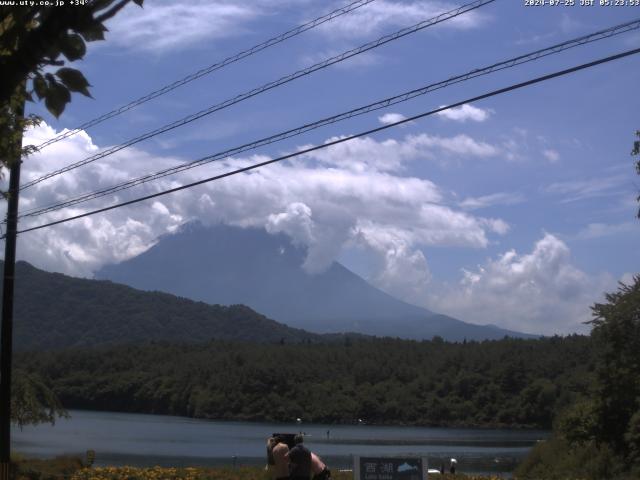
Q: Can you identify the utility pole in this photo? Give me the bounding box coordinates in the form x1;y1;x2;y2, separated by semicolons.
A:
0;95;25;480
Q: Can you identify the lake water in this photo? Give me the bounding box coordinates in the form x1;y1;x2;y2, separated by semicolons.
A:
13;410;548;476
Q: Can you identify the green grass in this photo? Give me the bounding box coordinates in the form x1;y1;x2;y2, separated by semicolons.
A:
11;455;84;480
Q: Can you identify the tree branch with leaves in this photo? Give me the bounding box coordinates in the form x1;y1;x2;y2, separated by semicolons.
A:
1;0;143;116
0;0;143;194
11;369;68;428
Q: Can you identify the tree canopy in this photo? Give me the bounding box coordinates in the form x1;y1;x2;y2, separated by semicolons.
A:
0;0;143;181
11;369;67;428
19;335;594;429
517;275;640;479
0;1;143;114
588;275;640;456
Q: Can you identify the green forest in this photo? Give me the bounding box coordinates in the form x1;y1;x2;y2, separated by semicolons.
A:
18;335;592;429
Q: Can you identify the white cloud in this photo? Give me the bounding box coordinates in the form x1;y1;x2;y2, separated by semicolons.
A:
481;218;510;235
104;1;260;52
426;234;615;335
542;149;560;163
9;123;506;285
577;221;639;240
409;133;499;157
514;31;555;46
460;192;525;210
353;224;431;304
559;13;584;34
300;49;382;69
266;202;315;246
315;0;490;39
544;174;629;203
436;104;491;123
265;201;345;272
378;112;408;125
512;11;584;47
300;135;418;173
301;132;500;173
102;0;489;53
621;272;637;286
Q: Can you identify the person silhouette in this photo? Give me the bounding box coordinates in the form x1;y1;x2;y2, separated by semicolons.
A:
287;442;312;480
265;435;290;480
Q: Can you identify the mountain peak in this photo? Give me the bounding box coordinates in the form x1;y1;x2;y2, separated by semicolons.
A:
96;224;532;341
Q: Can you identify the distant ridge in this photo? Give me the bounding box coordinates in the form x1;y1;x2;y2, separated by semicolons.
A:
97;223;535;341
0;260;331;351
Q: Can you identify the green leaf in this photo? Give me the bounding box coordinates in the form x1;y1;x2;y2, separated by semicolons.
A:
44;82;71;118
133;0;144;6
59;33;86;61
33;74;47;100
56;67;92;98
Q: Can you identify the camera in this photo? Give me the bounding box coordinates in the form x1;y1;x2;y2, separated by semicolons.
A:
272;433;298;449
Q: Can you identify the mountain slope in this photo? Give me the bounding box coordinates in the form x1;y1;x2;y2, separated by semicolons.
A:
97;223;534;340
1;260;324;351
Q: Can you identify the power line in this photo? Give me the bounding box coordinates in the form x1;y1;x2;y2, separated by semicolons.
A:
19;17;640;217
10;46;640;238
18;18;640;220
34;0;379;150
21;0;496;190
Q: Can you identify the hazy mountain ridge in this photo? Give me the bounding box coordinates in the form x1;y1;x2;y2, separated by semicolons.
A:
1;260;331;351
97;223;535;340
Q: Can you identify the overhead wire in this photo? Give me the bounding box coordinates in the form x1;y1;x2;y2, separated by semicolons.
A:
17;17;640;220
21;0;497;190
34;0;380;150
9;46;640;238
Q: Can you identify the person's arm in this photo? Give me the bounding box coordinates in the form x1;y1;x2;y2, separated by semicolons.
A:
311;452;326;475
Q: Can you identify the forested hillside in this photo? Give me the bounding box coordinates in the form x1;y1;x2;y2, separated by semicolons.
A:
1;261;323;349
18;335;593;429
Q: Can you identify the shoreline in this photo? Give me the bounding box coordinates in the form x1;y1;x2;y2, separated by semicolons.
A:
47;407;551;431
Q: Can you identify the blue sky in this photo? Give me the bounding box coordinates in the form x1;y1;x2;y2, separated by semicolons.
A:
7;0;640;335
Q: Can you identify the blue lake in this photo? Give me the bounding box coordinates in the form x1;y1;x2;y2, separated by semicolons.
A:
13;410;548;476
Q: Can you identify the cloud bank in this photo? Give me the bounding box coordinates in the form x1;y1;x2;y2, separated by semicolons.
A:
12;124;504;283
426;234;613;335
103;0;490;53
104;1;260;52
314;0;490;39
4;123;614;335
